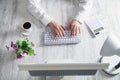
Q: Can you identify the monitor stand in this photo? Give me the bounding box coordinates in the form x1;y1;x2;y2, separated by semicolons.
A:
40;59;77;80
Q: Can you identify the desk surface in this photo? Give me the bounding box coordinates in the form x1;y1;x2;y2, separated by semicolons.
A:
0;0;120;80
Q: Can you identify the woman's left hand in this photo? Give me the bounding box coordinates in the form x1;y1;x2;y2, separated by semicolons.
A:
67;20;81;36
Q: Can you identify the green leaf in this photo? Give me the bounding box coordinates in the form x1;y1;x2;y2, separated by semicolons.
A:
27;47;34;56
21;38;31;50
16;40;22;49
15;49;21;56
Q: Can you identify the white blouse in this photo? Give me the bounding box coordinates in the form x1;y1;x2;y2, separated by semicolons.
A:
28;0;93;27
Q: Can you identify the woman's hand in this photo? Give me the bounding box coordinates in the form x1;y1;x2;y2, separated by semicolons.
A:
48;20;65;38
67;20;81;36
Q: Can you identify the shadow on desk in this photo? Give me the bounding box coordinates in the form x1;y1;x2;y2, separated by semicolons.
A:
0;27;20;63
0;49;16;63
0;27;21;39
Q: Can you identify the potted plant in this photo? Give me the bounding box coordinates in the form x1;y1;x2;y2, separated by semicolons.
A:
6;38;35;59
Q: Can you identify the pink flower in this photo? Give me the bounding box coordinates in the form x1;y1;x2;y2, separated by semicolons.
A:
11;41;14;47
17;55;23;59
13;44;18;50
11;41;18;50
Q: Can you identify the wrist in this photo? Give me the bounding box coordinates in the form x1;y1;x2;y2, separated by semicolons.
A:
48;20;55;26
72;19;82;24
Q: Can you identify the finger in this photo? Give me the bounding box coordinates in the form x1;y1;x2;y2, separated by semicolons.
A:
71;25;75;36
75;26;78;36
60;26;65;37
59;28;64;37
77;26;80;34
61;25;65;36
55;26;61;38
71;25;74;36
78;26;80;33
73;26;77;36
75;25;80;34
56;30;60;38
57;27;63;38
76;26;78;35
61;25;65;30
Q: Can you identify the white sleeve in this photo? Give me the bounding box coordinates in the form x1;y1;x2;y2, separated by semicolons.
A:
28;0;53;26
74;0;93;23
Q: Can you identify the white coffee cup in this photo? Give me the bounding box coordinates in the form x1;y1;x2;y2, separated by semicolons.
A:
21;22;32;36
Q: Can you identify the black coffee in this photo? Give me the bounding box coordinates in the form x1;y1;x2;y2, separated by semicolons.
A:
23;22;31;29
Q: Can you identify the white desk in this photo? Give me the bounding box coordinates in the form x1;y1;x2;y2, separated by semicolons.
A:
0;0;120;80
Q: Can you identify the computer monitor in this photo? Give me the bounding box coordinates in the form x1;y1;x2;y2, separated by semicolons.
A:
18;63;109;76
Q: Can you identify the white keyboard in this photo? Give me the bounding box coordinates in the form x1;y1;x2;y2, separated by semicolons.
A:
44;31;81;45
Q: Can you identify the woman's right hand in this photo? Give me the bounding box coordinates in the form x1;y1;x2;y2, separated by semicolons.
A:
48;20;65;38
